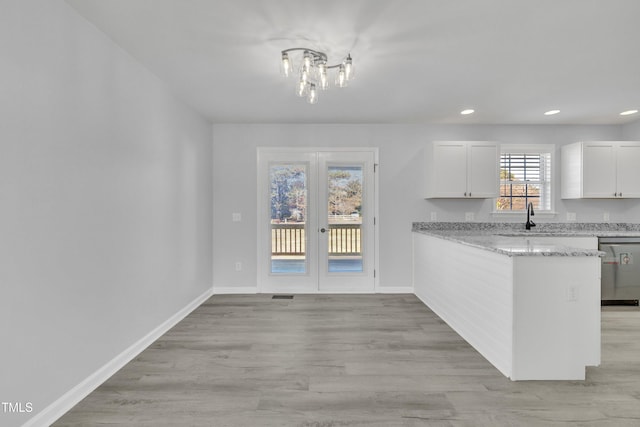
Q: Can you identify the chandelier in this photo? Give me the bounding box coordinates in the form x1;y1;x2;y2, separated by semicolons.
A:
280;48;354;104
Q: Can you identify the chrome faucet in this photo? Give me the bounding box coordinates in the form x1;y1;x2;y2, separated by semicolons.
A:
526;202;536;230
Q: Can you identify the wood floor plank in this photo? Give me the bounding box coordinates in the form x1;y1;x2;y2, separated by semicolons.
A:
54;294;640;426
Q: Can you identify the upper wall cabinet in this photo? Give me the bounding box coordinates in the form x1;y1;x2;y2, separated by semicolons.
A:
425;141;499;199
561;141;640;199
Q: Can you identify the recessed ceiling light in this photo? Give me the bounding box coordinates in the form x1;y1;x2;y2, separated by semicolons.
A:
620;110;638;116
460;109;474;115
544;110;560;116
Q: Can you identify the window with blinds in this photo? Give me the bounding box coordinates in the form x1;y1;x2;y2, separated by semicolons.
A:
497;152;552;211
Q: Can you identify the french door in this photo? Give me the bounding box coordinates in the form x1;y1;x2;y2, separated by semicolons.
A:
257;148;377;293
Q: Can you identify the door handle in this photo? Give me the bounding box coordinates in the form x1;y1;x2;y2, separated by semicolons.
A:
320;228;327;233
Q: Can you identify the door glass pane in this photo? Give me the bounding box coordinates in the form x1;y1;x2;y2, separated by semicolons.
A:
327;165;363;273
270;164;307;274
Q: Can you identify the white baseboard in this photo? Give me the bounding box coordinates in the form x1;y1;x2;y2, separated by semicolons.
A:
413;290;430;309
377;286;414;294
212;286;258;294
24;287;214;427
212;286;414;295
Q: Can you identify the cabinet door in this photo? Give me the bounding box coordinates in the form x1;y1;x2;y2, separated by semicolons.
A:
582;143;616;198
616;143;640;198
467;142;499;198
430;142;468;197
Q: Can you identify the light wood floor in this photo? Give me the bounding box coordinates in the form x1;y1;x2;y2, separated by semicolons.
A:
55;294;640;426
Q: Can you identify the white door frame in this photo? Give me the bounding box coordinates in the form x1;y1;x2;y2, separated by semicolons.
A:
257;147;379;293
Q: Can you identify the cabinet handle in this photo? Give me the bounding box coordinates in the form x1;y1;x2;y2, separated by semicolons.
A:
464;192;467;197
620;192;622;197
614;192;617;197
469;192;472;197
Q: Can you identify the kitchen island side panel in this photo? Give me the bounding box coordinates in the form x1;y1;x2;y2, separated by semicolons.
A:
413;233;514;377
511;256;601;380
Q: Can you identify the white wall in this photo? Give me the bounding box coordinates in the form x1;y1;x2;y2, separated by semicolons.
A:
623;118;640;139
212;123;640;292
0;1;212;426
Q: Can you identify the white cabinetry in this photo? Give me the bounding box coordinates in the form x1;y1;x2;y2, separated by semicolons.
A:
425;141;499;198
562;141;640;199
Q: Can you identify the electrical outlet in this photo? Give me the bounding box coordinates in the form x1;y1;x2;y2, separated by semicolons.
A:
603;211;610;222
465;212;475;221
567;284;579;301
566;212;576;221
232;213;242;222
430;212;437;221
235;262;242;272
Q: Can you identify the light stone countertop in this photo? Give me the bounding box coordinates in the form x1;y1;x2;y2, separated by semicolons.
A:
412;222;640;257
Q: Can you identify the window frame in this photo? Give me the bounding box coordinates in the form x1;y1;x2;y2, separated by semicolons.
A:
492;144;556;217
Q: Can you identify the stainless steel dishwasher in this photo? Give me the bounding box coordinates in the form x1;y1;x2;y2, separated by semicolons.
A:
599;237;640;305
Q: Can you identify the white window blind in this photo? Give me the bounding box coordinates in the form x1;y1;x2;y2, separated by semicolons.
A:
497;150;552;211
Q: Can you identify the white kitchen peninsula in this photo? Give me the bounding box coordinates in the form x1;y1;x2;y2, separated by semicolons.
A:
412;223;604;381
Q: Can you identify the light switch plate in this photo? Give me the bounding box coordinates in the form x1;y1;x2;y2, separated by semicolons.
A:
232;213;242;222
603;212;610;222
567;284;579;302
465;212;475;221
430;212;437;221
566;212;576;221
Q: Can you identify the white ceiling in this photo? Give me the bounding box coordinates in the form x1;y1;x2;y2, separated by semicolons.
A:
65;0;640;125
